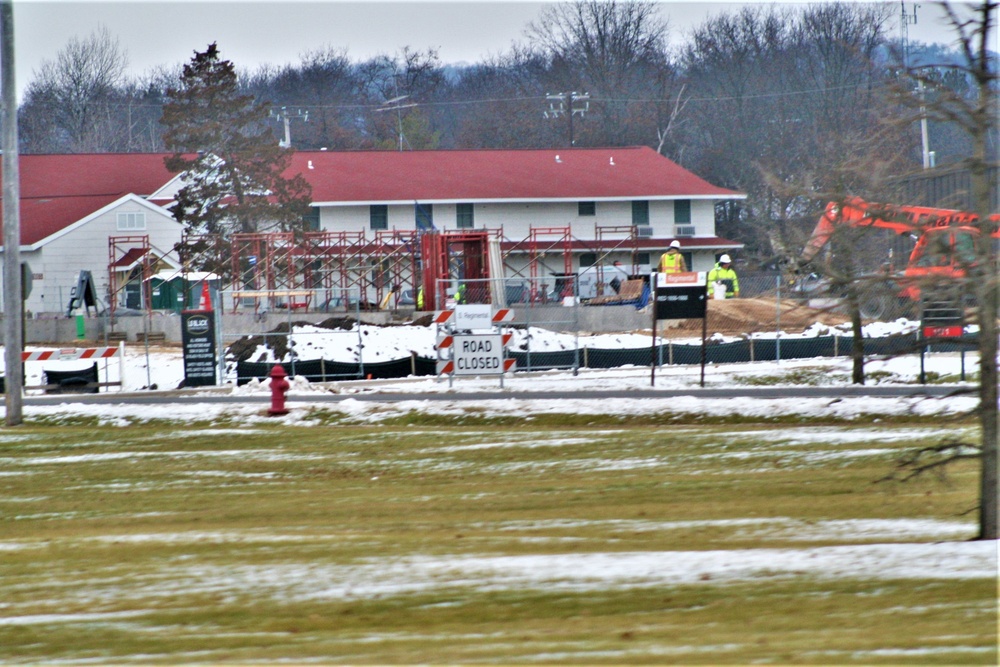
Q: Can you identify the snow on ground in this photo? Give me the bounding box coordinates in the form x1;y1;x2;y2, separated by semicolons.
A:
0;316;985;424
1;319;996;611
3;542;987;609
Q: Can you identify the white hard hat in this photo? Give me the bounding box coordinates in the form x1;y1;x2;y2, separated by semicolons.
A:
719;254;732;264
669;240;681;249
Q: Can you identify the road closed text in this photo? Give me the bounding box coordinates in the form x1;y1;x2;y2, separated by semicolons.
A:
452;335;505;375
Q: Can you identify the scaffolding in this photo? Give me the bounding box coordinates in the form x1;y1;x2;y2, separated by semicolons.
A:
108;235;153;318
303;230;370;309
168;225;592;312
526;226;574;302
178;233;231;285
592;225;644;287
420;230;495;311
373;229;421;307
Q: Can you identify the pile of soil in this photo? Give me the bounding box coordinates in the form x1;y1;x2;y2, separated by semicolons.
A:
227;316;359;363
662;297;850;337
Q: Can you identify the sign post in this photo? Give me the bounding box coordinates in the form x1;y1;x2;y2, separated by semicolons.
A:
435;306;516;387
919;289;965;384
651;272;708;386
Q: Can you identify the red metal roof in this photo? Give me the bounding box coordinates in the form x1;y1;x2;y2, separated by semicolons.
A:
290;147;742;203
15;153;174;199
2;148;741;247
109;246;150;268
1;154;176;246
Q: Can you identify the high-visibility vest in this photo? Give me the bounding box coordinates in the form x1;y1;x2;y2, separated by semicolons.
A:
707;264;740;297
659;251;686;274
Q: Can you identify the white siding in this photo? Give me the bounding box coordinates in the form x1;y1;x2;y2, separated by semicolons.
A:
317;199;714;239
314;198;727;283
7;199;182;314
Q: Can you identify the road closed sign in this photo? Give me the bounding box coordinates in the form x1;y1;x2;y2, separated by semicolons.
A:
439;334;509;375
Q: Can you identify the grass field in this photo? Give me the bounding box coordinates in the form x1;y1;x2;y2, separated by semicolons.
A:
0;409;996;664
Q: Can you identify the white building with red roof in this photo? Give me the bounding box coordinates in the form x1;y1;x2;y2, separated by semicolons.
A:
4;147;743;315
2;154;183;316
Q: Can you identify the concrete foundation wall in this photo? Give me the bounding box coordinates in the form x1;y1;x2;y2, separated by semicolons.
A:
2;303;651;346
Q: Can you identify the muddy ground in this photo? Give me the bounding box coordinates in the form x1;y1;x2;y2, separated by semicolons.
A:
660;297;850;337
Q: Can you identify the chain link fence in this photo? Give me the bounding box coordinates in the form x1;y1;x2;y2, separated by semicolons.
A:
215;275;974;385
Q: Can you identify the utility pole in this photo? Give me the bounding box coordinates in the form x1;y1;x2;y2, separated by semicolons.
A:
1;0;23;425
272;107;309;148
544;91;590;147
376;95;417;151
900;2;932;168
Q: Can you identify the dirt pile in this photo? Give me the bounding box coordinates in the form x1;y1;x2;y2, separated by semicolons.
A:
663;297;849;337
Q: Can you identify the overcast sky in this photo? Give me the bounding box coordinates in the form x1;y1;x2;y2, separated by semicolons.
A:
11;1;963;95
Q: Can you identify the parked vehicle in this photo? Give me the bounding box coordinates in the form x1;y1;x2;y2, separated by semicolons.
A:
397;289;416;306
316;295;379;312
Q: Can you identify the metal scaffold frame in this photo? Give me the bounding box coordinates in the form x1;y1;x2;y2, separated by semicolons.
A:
108;235;153;318
527;226;574;302
229;232;301;311
178;233;232;286
303;230;370;308
593;224;644;284
420;229;499;311
168;224;597;313
373;229;421;307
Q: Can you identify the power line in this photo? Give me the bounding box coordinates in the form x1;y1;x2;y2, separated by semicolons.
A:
41;79;897;115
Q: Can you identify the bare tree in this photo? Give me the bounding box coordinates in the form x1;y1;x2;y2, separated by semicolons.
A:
892;1;998;540
450;48;562;149
247;47;364;150
677;3;896;258
356;47;446;150
525;0;676;146
19;26;127;152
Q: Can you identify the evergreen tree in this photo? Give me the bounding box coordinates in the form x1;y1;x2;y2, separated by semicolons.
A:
160;43;312;235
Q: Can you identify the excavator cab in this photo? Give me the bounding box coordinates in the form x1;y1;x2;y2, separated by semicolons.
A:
910;228;978;272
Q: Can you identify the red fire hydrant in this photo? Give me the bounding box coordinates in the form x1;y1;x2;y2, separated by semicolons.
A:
268;364;290;416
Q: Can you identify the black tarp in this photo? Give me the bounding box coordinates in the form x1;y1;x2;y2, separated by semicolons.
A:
43;363;100;394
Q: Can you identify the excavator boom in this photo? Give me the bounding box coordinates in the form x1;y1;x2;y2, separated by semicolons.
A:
802;196;996;264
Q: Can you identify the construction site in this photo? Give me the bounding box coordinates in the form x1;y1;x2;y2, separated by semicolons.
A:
89;226;857;348
106;225;702;317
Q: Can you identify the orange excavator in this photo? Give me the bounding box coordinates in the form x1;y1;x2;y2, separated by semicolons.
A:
799;196;1000;317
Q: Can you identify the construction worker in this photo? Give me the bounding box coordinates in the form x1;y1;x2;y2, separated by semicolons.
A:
658;240;688;274
416;286;424;310
707;254;740;298
455;282;467;304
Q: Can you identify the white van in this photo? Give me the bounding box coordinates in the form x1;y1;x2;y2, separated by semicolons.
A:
574;265;633;301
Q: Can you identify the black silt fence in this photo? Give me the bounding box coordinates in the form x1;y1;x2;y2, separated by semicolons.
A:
232;332;977;384
237;355;437;385
583;347;653;368
507;350;579;372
